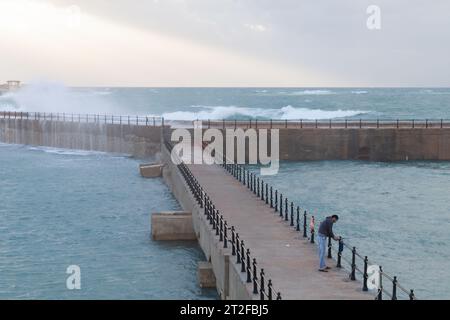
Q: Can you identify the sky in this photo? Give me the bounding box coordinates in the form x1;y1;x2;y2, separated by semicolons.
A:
0;0;449;87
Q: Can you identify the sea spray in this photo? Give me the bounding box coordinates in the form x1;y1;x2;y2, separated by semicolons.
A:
162;105;369;121
0;80;115;114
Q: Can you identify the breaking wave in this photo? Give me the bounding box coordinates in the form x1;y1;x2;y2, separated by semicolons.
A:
161;105;369;120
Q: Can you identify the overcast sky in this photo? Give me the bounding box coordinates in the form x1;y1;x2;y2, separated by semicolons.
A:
0;0;449;87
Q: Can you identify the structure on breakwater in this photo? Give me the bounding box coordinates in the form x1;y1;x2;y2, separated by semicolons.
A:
0;112;433;299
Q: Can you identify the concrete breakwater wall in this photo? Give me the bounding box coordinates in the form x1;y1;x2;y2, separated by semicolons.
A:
278;128;450;161
178;128;450;162
2;119;449;161
0;119;162;157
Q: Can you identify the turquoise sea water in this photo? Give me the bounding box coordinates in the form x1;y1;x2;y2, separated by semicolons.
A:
249;161;450;299
1;86;450;120
0;144;217;299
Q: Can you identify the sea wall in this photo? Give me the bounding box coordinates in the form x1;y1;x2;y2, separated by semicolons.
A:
0;119;162;157
278;128;450;161
2;119;449;161
177;128;450;162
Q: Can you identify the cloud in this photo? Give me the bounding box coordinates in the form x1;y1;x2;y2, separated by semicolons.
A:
2;0;450;86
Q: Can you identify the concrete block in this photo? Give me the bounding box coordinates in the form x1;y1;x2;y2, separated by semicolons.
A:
140;163;163;178
151;211;197;241
198;261;216;288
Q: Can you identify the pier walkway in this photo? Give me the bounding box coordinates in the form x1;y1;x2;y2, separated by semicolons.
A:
188;162;372;300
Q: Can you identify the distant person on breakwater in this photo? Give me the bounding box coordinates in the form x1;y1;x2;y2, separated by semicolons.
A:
318;215;341;272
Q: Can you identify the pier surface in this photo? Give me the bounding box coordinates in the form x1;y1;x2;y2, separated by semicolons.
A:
188;163;371;300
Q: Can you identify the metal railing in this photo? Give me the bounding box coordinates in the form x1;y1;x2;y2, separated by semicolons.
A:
197;118;450;129
3;111;449;130
221;162;417;300
0;111;164;127
163;138;282;300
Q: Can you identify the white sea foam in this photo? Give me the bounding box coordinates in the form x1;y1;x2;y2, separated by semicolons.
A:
285;89;335;96
162;105;369;120
91;90;113;96
26;145;128;158
351;90;368;94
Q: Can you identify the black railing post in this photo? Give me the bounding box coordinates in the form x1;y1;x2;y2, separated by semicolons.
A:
268;280;273;300
296;207;300;231
252;258;258;293
241;241;246;273
265;183;269;205
246;250;252;283
392;276;398;300
350;247;356;280
337;239;343;268
224;222;229;248
274;190;278;212
377;266;383;300
279;194;283;217
363;256;368;291
257;178;260;198
236;234;241;263
285;198;288;221
290;202;294;226
260;180;264;201
260;269;265;300
303;211;307;238
231;227;236;255
215;213;220;236
327;237;332;258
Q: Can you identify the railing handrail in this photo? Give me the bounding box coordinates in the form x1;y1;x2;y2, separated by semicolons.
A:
2;111;450;130
192;118;450;130
0;111;164;127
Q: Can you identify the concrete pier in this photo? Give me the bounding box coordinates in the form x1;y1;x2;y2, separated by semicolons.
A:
161;144;372;299
140;163;163;178
198;262;216;288
151;211;196;241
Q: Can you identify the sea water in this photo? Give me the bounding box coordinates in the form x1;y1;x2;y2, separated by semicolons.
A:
1;85;450;120
0;143;217;299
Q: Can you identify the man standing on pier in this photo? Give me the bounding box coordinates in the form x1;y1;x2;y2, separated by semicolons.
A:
318;215;341;272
